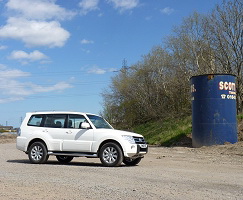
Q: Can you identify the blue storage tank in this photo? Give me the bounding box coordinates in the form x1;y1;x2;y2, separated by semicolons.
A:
191;74;238;147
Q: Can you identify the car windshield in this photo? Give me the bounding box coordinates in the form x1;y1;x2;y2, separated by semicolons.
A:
87;115;113;129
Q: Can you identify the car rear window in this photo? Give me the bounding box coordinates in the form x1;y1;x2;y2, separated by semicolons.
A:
27;115;43;127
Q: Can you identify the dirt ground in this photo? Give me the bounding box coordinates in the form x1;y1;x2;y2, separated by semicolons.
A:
0;133;17;144
0;133;243;200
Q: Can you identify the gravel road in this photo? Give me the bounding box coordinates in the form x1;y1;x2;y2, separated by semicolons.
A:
0;141;243;200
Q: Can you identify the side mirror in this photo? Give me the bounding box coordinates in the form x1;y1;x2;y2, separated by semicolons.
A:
81;122;91;129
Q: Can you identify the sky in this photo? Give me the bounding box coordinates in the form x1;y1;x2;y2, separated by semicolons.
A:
0;0;223;127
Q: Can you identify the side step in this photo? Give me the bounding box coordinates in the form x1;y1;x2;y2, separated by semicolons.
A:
48;151;98;158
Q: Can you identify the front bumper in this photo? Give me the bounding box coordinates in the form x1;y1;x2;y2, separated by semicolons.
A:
125;144;148;158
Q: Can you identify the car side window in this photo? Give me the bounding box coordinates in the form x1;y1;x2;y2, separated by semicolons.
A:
27;115;43;126
44;114;66;128
68;114;88;129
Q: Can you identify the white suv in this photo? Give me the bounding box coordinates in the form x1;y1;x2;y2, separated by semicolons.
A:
17;111;148;167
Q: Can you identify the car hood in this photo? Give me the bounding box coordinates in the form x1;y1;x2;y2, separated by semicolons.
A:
96;129;144;138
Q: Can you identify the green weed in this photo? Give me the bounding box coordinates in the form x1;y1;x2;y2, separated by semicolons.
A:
133;116;192;146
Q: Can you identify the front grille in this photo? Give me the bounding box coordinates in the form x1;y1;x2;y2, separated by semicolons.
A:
139;147;147;152
133;137;146;144
137;144;148;154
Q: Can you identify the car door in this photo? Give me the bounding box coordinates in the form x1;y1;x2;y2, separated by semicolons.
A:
62;114;94;152
42;114;67;151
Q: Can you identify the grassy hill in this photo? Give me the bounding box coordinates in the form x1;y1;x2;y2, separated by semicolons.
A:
133;115;243;146
132;116;192;146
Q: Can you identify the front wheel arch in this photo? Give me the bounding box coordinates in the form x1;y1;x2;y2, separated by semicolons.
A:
98;139;124;157
99;142;124;167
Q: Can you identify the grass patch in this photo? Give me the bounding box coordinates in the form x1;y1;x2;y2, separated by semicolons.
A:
132;114;243;146
132;116;192;146
237;114;243;121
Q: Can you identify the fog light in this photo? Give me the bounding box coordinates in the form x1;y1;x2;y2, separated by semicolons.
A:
131;145;135;149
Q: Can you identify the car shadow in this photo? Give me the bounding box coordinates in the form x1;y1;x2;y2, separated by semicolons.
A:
7;159;103;167
6;159;133;167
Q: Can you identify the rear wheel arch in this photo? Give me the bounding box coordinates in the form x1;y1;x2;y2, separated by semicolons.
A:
28;141;49;164
27;138;48;153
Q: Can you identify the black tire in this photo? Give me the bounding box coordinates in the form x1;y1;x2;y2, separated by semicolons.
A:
56;156;73;164
99;142;123;167
28;142;49;164
123;157;142;166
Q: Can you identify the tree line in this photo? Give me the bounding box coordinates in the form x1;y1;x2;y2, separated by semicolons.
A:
102;0;243;128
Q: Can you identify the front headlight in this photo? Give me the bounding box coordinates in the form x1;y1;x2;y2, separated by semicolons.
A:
122;135;135;144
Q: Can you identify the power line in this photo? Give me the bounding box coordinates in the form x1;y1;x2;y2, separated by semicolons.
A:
0;68;119;78
24;93;100;99
0;80;109;89
0;93;100;102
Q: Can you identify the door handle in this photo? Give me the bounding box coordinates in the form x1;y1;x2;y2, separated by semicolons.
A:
66;131;72;134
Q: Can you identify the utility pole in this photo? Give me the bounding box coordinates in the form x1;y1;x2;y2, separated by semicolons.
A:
122;58;128;71
112;59;129;73
121;58;129;75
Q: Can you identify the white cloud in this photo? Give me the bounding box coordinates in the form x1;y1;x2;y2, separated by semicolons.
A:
0;0;72;48
88;67;106;74
145;16;152;21
9;50;47;60
0;97;25;104
160;7;174;15
98;13;104;17
1;80;72;96
0;68;30;79
0;45;7;50
81;48;91;54
0;17;70;47
81;39;94;44
0;64;7;70
6;0;76;20
107;0;139;12
31;82;72;93
87;67;116;74
79;0;99;15
0;66;72;103
108;68;117;72
9;50;49;64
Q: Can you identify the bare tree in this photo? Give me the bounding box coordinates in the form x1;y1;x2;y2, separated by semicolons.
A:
101;0;243;127
206;0;243;111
